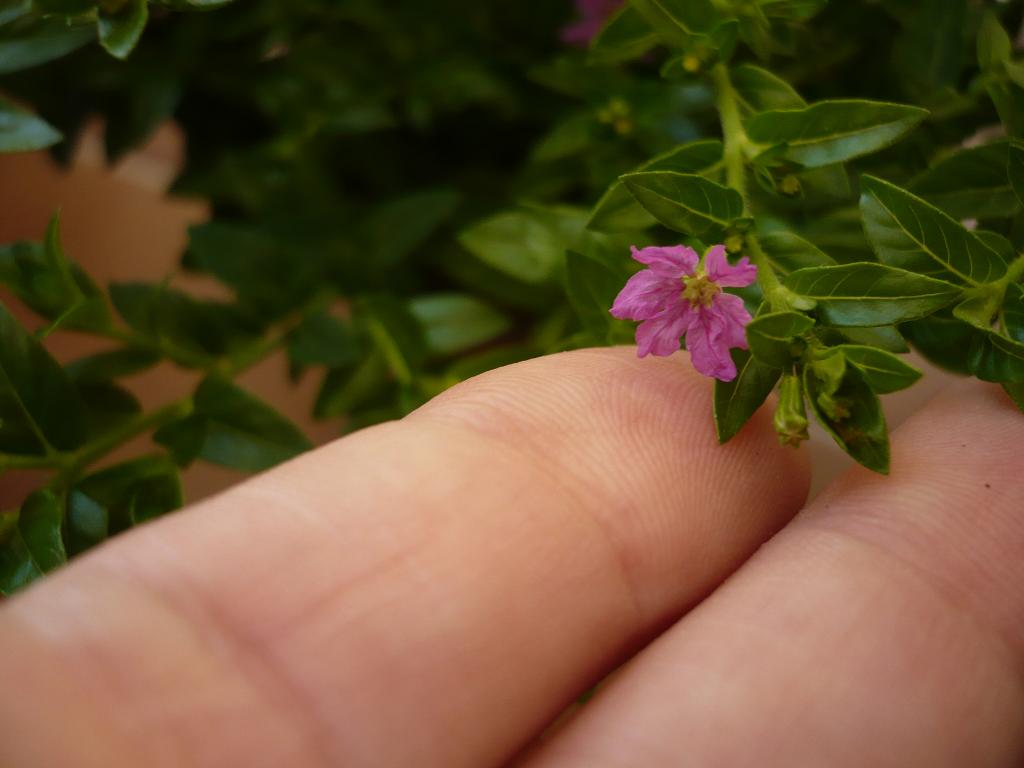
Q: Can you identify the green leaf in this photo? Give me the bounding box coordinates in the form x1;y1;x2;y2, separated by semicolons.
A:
17;490;66;574
363;188;460;268
908;142;1022;220
98;0;147;59
0;1;30;26
629;0;722;46
860;175;1009;285
833;345;922;394
65;347;160;384
65;489;108;557
714;349;782;444
978;11;1012;72
459;208;581;285
314;350;389;420
0;301;86;453
837;326;909;354
564;250;633;344
408;293;511;357
621;172;743;236
191;376;312;472
894;0;965;94
0;17;93;74
901;314;978;375
360;295;427;385
745;311;814;368
0;95;61;152
745;101;928;168
967;331;1024;383
988;82;1024;138
589;5;659;63
153;414;207;468
1008;145;1024;209
588;140;723;232
805;361;889;474
731;64;806;114
1004;381;1024;412
0;527;41;595
78;381;141;439
287;312;359;368
784;263;962;327
757;230;835;274
74;455;182;534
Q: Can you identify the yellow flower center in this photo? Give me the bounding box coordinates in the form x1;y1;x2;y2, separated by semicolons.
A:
681;272;721;308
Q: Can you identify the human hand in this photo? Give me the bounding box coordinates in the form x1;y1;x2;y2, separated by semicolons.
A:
1;348;1021;767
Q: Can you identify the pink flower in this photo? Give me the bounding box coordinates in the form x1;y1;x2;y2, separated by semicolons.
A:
561;0;623;46
610;244;758;382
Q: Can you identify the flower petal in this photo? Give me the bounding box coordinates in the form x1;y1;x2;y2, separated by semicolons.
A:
630;245;699;279
610;269;679;321
713;292;753;350
685;310;739;381
704;245;757;287
635;304;693;357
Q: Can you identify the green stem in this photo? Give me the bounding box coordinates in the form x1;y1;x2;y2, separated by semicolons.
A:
1004;253;1024;286
711;63;784;304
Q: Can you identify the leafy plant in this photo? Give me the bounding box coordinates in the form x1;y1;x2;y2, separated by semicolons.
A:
2;0;1024;593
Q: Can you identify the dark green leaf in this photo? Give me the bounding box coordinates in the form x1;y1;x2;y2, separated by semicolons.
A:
757;230;835;274
363;188;460;268
408;293;511;357
564;250;632;344
834;345;922;393
714;349;782;444
287;312;359;368
589;5;659;63
1008;145;1024;209
74;455;182;533
901;314;978;375
909;142;1022;220
967;331;1024;383
0;301;86;452
0;17;93;74
629;0;722;45
66;347;160;384
153;414;207;467
0;526;41;595
0;95;61;152
731;64;806;114
784;263;962;327
837;326;909;353
361;295;427;384
987;82;1024;138
191;376;312;472
588;140;723;232
65;490;108;557
745;311;814;368
978;11;1012;72
622;172;743;236
746;101;928;168
805;360;890;474
17;490;65;574
459;207;582;285
860;175;1009;285
894;0;965;94
314;350;389;420
1004;381;1024;412
98;0;147;59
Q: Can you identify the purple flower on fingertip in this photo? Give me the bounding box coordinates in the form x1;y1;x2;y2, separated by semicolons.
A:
610;244;758;382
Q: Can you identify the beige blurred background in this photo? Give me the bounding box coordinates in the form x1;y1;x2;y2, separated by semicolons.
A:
0;123;961;509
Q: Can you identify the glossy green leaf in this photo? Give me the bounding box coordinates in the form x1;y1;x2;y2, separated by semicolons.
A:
860;175;1008;285
978;11;1012;72
1008;145;1024;209
837;326;909;354
588;140;723;232
0;95;61;152
745;311;814;368
731;64;805;114
908;142;1022;220
967;331;1024;383
459;208;579;285
629;0;721;46
564;250;633;344
714;349;782;444
98;0;147;59
409;293;511;357
65;347;160;384
0;301;86;452
757;230;834;274
17;490;66;574
746;101;927;168
191;376;312;472
0;17;93;74
287;312;359;368
901;314;978;375
805;360;889;474
589;5;659;62
622;172;743;236
833;345;922;394
784;263;962;327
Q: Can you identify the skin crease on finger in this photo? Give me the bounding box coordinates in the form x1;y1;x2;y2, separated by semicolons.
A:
0;348;809;768
518;381;1024;768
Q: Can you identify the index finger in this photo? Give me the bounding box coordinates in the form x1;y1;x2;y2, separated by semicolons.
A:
0;347;809;768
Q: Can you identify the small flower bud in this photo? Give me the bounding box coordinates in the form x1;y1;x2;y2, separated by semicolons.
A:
779;174;801;197
773;374;809;448
682;54;703;73
724;233;745;254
